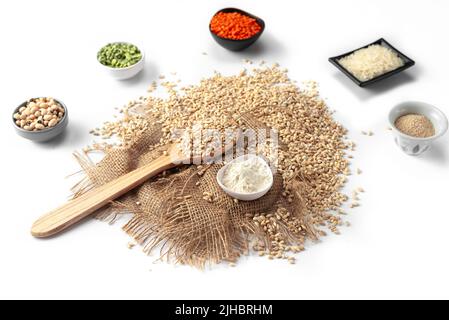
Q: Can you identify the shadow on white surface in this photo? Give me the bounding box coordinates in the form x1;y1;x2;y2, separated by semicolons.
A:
419;138;448;166
331;66;421;101
34;120;89;149
241;33;285;58
119;60;160;87
209;32;285;61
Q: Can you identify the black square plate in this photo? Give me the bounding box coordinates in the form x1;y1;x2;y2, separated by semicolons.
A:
329;38;415;87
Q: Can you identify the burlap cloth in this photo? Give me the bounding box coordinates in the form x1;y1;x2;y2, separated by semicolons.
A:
73;115;315;268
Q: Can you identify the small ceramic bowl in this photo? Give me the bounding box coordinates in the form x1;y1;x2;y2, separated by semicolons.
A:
12;98;69;142
97;42;145;80
388;101;448;155
217;154;273;201
209;8;265;51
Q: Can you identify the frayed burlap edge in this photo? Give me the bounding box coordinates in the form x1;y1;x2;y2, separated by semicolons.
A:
70;126;318;269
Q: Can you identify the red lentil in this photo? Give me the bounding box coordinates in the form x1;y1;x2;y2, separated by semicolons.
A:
210;12;261;40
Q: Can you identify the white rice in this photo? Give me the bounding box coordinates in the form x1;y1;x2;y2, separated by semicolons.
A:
338;44;405;81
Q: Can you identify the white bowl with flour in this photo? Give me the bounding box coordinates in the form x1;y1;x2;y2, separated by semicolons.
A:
388;101;448;155
217;154;273;201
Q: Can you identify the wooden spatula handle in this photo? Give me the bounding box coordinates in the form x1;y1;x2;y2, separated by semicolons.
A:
31;155;174;238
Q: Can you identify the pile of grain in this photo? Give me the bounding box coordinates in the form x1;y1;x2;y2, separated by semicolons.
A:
91;65;355;263
338;44;404;81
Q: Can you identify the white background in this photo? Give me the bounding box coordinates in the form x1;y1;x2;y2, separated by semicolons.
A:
1;0;448;300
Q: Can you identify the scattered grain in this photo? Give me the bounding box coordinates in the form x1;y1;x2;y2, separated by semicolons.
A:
91;65;354;264
127;242;136;249
349;202;359;208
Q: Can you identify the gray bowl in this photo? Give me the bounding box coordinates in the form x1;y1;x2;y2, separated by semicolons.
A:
12;98;69;142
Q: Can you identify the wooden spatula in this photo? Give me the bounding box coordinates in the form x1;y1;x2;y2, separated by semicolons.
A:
31;138;235;238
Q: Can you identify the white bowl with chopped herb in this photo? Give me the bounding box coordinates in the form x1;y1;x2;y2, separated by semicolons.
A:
97;42;145;80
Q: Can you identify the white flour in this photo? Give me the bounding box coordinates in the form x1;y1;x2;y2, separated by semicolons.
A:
222;156;272;193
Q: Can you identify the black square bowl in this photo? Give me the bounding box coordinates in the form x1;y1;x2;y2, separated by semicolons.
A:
209;8;265;51
329;38;415;87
